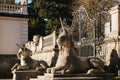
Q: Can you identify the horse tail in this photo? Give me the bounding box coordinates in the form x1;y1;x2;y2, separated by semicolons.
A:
88;57;105;69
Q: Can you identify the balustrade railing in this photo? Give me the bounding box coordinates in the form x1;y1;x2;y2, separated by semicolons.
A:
0;4;27;14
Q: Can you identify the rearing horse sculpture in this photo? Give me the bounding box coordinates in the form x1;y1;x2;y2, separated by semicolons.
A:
47;18;105;75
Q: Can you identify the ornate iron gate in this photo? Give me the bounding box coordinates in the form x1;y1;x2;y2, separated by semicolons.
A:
72;6;105;57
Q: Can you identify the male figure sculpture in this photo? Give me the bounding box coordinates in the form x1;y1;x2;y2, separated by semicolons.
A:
25;35;41;54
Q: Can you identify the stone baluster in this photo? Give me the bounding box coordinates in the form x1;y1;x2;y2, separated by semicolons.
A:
17;6;19;13
0;3;27;14
8;4;10;11
1;4;3;10
12;5;14;12
0;5;2;10
13;5;14;11
3;4;5;11
3;4;4;10
2;4;4;11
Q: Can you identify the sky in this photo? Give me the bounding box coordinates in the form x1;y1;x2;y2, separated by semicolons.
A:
15;0;31;4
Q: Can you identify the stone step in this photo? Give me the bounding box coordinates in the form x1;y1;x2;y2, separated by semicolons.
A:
53;77;103;80
36;76;120;80
44;73;114;78
37;73;114;80
29;78;37;80
37;76;46;80
37;76;103;80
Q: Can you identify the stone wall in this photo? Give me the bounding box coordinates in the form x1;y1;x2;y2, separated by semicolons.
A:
0;16;28;55
0;55;19;78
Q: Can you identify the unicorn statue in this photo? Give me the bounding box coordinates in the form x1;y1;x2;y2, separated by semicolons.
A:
11;44;49;74
46;18;105;75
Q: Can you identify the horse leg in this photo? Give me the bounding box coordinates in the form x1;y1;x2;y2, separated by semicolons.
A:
87;69;102;75
11;63;20;70
46;65;68;74
46;67;56;73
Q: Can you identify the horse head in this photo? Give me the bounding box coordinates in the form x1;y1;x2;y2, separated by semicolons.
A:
57;30;69;47
57;18;72;47
16;43;32;60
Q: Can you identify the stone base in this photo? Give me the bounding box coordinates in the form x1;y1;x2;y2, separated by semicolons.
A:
12;70;42;80
37;73;114;80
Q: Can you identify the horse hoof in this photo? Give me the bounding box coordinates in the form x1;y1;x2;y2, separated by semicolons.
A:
36;67;42;71
87;69;94;75
46;68;51;73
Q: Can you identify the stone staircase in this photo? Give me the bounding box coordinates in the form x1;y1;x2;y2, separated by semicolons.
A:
30;73;114;80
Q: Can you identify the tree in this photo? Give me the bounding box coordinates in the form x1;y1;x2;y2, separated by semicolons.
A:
71;0;118;40
28;0;73;40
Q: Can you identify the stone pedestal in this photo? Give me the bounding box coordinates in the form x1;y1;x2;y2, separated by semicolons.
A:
12;70;41;80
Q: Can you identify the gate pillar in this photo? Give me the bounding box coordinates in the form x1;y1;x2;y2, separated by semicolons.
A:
103;5;120;66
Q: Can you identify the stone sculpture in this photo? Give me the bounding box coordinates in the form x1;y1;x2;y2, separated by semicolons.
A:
11;44;49;74
46;18;105;75
25;35;41;54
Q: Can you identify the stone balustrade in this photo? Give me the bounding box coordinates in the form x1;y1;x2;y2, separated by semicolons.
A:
0;4;27;14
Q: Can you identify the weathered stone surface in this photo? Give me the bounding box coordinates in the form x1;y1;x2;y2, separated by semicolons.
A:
12;70;41;80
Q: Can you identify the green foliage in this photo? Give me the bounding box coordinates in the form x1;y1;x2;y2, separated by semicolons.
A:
28;0;118;40
28;0;73;40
